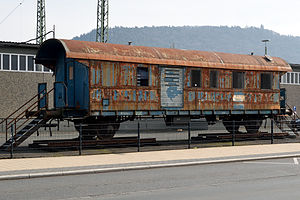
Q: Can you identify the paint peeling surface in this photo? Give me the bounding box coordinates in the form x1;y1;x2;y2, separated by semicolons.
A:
184;68;280;111
35;39;287;115
89;61;160;111
36;39;292;72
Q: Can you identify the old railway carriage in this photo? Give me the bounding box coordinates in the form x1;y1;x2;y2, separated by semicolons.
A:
36;39;292;139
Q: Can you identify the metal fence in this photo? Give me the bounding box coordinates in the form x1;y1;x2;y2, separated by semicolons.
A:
0;118;298;159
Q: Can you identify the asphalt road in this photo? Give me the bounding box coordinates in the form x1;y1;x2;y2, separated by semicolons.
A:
1;157;300;200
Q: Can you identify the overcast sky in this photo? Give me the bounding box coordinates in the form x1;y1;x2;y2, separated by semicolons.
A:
1;0;300;42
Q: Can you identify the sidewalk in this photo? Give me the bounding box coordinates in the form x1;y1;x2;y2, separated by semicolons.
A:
1;143;300;180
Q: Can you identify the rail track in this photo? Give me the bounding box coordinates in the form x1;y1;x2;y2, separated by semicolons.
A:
192;131;292;142
29;137;157;149
27;131;294;149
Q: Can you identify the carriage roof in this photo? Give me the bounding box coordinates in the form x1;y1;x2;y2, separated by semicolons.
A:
36;39;292;72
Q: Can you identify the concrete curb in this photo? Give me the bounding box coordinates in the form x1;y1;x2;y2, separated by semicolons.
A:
1;153;300;181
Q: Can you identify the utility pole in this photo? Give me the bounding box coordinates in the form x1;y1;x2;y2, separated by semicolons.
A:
36;0;46;44
96;0;109;43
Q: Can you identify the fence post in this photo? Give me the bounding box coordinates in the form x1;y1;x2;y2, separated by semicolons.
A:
10;125;14;159
232;120;235;146
188;121;191;149
271;119;274;144
5;120;7;142
137;121;140;152
79;123;82;155
57;119;60;131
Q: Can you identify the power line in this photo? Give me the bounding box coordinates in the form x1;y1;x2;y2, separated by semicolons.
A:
0;0;25;26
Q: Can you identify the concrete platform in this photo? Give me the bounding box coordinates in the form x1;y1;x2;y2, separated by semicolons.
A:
1;143;300;180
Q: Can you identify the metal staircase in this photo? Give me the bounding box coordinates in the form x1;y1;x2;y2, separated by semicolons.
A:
0;86;53;150
274;103;299;136
1;117;50;150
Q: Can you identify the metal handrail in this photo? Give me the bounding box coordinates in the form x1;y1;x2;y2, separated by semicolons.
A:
1;88;54;143
0;91;42;125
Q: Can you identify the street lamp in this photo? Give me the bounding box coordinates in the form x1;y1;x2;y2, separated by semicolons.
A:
262;39;270;55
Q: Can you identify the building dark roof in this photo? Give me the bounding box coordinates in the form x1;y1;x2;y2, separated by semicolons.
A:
0;41;39;49
290;64;300;68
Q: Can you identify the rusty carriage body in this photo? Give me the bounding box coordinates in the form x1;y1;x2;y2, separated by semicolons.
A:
35;39;292;139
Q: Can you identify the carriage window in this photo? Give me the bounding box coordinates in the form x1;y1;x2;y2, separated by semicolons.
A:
69;66;73;80
232;71;244;89
261;73;272;89
210;70;218;88
191;70;201;87
137;66;149;86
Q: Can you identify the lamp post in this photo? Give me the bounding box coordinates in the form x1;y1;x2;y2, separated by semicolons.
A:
262;39;270;55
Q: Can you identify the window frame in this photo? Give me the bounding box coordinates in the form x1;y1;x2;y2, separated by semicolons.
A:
3;54;10;70
260;72;273;90
0;53;52;73
209;70;218;88
191;69;201;88
19;55;26;71
232;71;245;89
136;65;149;87
280;72;300;85
11;54;18;71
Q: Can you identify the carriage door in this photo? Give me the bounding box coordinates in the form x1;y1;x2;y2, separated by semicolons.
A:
66;60;89;109
160;67;184;108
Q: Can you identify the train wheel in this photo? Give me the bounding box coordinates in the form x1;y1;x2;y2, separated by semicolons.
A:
223;120;240;134
74;117;119;140
245;120;262;134
96;124;116;140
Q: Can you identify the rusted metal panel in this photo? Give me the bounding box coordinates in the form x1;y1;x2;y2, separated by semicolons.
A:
89;60;160;111
245;71;259;89
89;59;282;112
90;88;160;111
273;72;280;89
149;65;160;87
184;90;280;111
39;39;291;72
183;68;280;111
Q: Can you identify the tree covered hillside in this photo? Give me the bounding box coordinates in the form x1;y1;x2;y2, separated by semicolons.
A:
73;26;300;63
